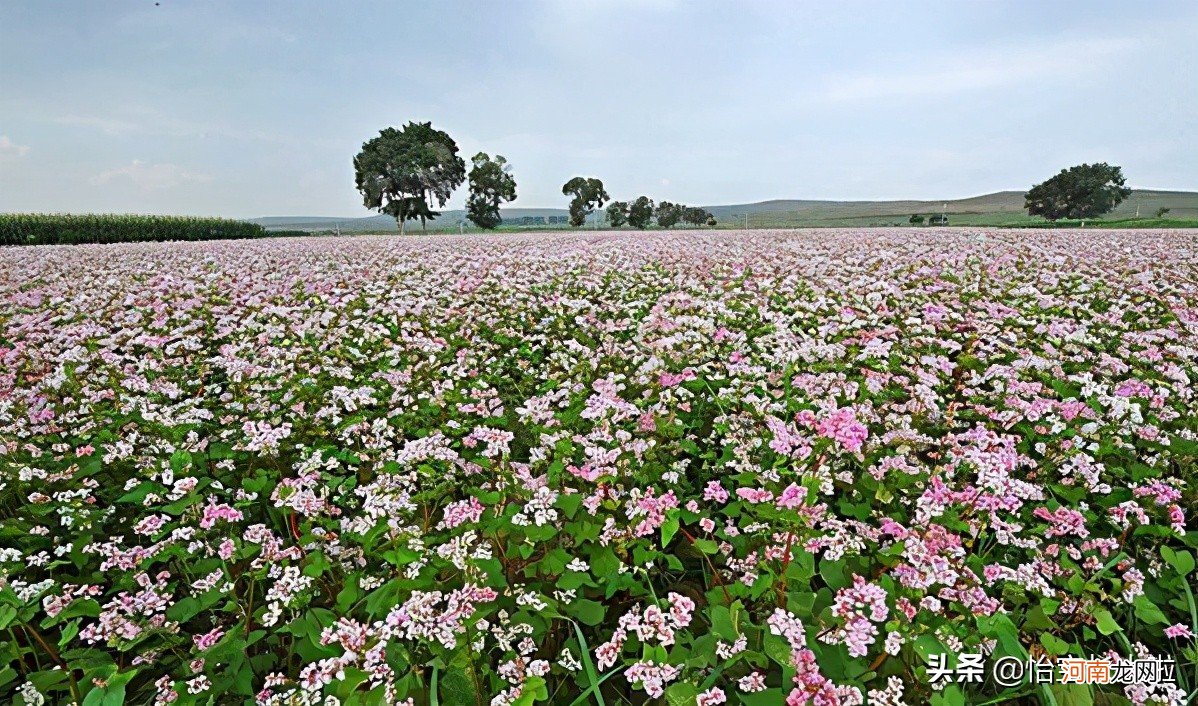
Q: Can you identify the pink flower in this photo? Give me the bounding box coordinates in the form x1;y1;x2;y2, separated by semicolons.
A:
199;502;243;530
1164;623;1195;640
739;672;767;692
815;407;868;454
1033;506;1089;538
736;487;774;504
193;627;224;650
697;687;727;705
704;481;729;504
659;368;697;387
438;497;486;529
776;483;806;509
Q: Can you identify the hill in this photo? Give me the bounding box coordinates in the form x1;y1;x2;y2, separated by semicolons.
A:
251;189;1198;232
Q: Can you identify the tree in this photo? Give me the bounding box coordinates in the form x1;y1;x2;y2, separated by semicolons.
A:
655;201;683;228
465;153;517;230
606;201;629;228
929;214;949;226
628;196;654;229
561;177;609;227
353;122;466;234
1156;207;1171;218
1024;163;1131;221
909;214;925;225
681;206;714;227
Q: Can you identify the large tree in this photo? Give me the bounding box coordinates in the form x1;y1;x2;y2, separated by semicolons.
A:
466;153;517;230
682;206;713;227
628;196;654;229
655;201;683;228
353;122;466;234
561;177;609;227
1025;163;1132;221
605;201;629;228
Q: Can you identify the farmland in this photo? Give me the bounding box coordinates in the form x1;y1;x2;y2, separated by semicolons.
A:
0;215;307;246
1;228;1196;705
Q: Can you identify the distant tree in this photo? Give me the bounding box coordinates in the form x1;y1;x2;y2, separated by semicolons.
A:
682;206;713;227
465;153;517;230
561;177;610;227
929;214;949;226
1025;163;1132;221
628;196;654;229
354;122;466;234
1156;207;1171;218
606;201;629;228
909;214;925;225
705;214;717;227
655;201;683;228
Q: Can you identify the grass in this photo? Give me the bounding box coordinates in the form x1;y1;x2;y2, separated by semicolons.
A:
1001;217;1198;229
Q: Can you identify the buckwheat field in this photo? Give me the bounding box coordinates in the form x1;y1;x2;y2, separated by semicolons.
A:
2;228;1196;706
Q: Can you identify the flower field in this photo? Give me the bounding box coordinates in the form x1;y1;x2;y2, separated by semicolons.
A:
1;228;1196;706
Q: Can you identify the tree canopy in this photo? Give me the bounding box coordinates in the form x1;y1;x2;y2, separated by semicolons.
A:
353;122;466;233
628;196;654;229
682;206;714;227
466;153;517;230
1025;163;1132;221
654;201;682;228
561;177;609;227
605;201;629;228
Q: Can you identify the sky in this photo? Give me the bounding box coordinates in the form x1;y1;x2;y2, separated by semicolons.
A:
1;0;1196;218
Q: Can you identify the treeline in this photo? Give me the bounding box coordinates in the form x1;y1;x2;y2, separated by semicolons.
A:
354;122;721;232
0;214;307;246
559;177;715;228
605;197;715;229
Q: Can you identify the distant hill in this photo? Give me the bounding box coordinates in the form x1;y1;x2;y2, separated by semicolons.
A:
251;189;1198;231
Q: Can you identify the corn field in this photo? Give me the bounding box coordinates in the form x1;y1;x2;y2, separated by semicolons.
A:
0;214;307;245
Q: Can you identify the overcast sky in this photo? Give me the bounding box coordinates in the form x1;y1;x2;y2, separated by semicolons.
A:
1;1;1195;218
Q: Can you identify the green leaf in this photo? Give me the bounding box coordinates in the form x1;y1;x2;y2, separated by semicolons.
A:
664;682;698;706
1161;547;1194;576
439;666;477;706
569;599;605;626
931;685;966;706
1132;596;1167;625
709;604;738;641
741;689;786;706
661;516;679;547
1050;683;1094;706
1094;609;1120;636
1040;633;1070;655
913;634;947;663
570;621;607;706
819;559;847;591
512;676;548;706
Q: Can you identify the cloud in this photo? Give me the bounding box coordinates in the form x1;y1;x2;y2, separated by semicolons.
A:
55;114;142;135
0;135;30;159
91;160;212;190
820;36;1139;103
54;110;340;148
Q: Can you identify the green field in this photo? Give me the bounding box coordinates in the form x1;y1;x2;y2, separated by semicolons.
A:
703;189;1198;229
